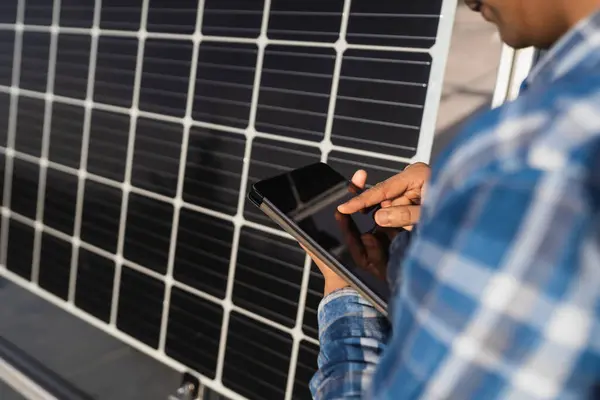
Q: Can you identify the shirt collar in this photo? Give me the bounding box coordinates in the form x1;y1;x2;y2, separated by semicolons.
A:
523;8;600;91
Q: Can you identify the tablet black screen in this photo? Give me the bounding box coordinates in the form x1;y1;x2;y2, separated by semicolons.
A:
253;162;391;304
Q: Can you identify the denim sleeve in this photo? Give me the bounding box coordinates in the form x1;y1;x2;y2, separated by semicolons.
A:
309;288;390;399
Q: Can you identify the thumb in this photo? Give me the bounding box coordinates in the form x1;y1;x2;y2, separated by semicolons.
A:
374;205;420;228
351;169;367;190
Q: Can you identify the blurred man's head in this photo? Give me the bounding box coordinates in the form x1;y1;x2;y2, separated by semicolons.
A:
465;0;599;49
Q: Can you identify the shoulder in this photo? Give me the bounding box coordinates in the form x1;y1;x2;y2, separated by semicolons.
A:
521;70;600;178
428;70;600;209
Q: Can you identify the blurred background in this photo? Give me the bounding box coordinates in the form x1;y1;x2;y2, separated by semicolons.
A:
434;3;501;157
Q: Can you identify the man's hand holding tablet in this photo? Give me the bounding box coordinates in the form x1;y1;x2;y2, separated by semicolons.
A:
306;163;430;296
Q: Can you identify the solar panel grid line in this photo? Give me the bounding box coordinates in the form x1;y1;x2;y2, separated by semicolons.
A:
0;145;297;244
329;142;415;164
239;218;292;241
137;108;187;129
158;0;206;354
29;0;61;286
2;208;32;231
0;265;248;400
138;108;248;137
213;0;272;385
319;0;351;164
1;202;320;353
0;0;23;270
206;36;434;55
78;230;117;261
0;23;437;55
0;85;416;166
250;129;321;152
110;0;149;327
88;98;134;118
286;254;319;372
82;166;123;190
67;0;101;304
229;303;319;347
121;255;167;282
128;183;173;210
0;138;401;370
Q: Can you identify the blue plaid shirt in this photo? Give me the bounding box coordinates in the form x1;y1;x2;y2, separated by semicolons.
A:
311;9;600;399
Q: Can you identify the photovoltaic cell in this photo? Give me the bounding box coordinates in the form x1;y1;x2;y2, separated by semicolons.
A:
256;46;335;141
117;267;165;348
182;127;246;215
203;0;264;38
6;218;35;280
147;0;200;34
100;0;141;31
10;158;38;220
20;32;50;92
0;1;18;24
54;34;91;100
0;0;456;398
223;312;292;400
59;0;94;28
233;227;305;327
38;232;72;300
139;39;193;117
15;96;45;157
123;193;174;274
165;287;223;378
94;37;138;108
23;0;53;26
193;43;257;128
0;93;10;146
87;110;130;181
43;168;77;236
0;31;14;87
131;117;183;197
347;1;443;48
48;102;84;169
333;50;432;158
76;249;116;322
268;0;344;43
174;208;234;298
293;341;320;399
0;154;4;203
80;180;122;254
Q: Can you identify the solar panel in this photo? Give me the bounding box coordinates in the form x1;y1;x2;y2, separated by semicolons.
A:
0;0;457;398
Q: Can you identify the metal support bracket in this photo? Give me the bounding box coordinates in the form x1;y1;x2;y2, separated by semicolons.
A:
492;45;537;107
168;373;202;400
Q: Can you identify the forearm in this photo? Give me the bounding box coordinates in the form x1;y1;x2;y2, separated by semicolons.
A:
310;288;390;399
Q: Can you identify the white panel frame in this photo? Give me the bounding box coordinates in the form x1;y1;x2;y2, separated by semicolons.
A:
414;0;458;163
0;356;58;400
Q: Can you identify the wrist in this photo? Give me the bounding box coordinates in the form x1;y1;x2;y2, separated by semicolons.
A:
323;277;350;297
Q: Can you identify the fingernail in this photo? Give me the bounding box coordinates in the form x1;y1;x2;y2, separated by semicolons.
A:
375;210;389;226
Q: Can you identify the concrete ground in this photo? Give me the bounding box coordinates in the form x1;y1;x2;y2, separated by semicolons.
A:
0;5;504;400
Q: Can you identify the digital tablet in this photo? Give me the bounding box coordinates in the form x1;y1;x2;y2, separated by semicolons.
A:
248;162;390;314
